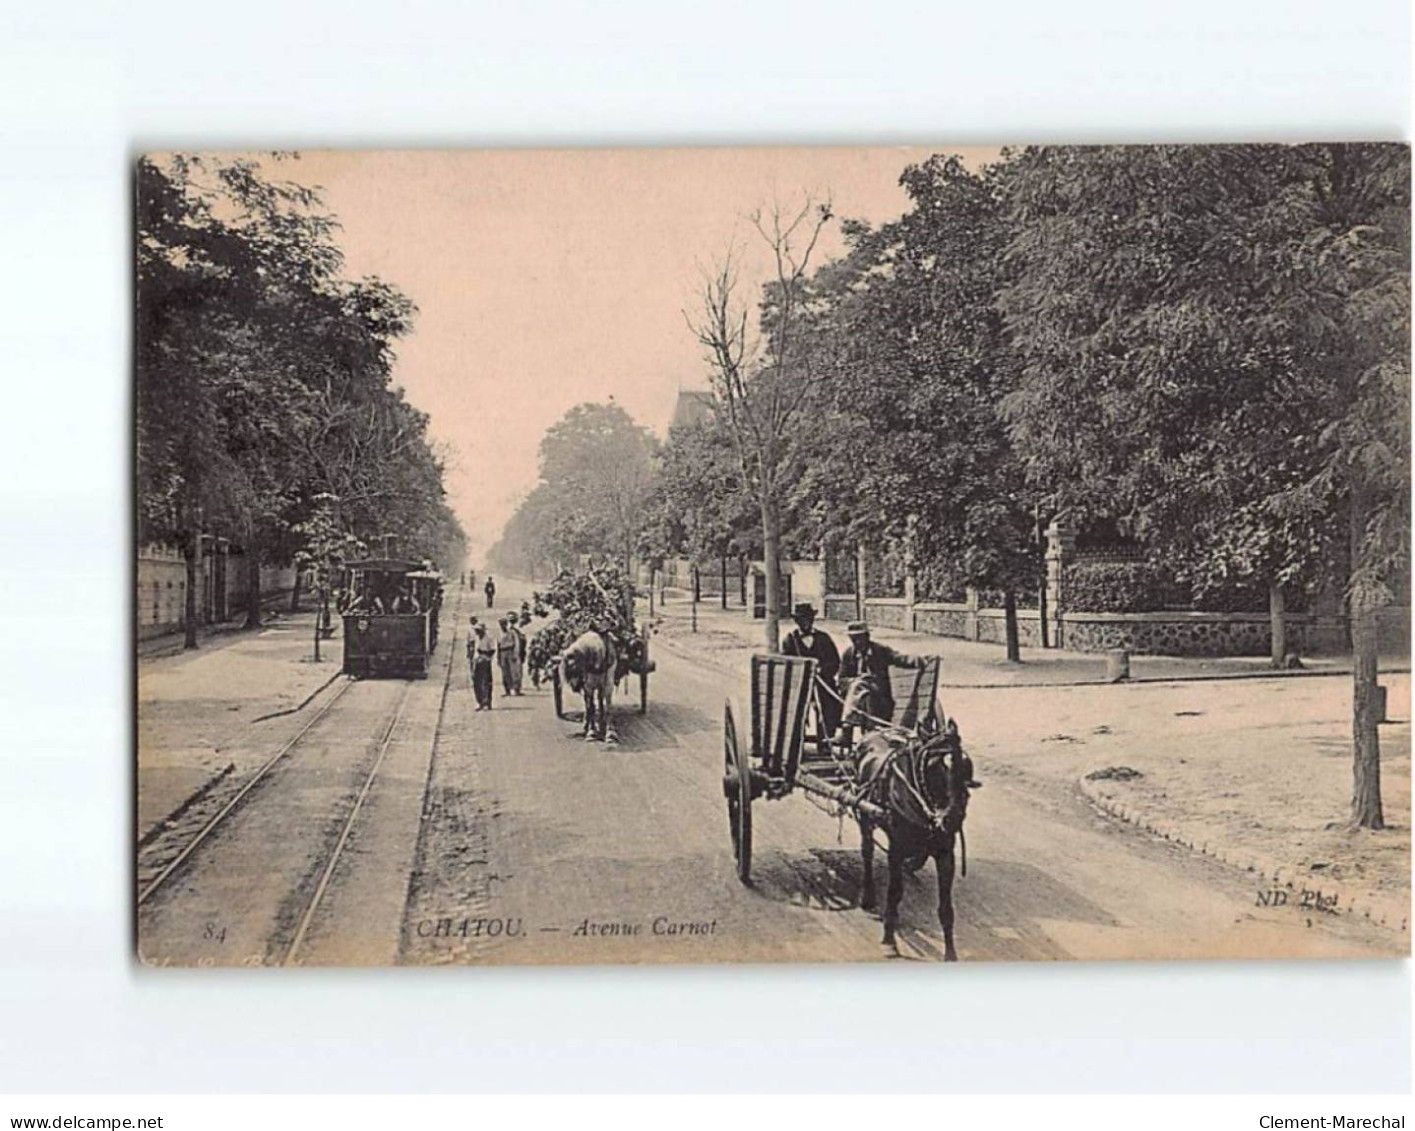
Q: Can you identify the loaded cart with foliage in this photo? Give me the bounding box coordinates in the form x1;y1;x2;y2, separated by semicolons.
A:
525;566;654;717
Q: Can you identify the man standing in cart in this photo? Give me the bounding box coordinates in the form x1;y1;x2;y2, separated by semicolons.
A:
781;602;842;750
837;621;926;733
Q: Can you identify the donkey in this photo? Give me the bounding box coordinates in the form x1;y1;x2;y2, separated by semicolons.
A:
853;721;977;961
559;629;618;743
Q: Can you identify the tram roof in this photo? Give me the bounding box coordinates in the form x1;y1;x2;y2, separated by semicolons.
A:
346;557;423;574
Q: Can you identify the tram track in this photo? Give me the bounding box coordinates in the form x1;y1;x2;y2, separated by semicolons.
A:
283;594;462;965
136;674;357;906
281;679;416;964
137;592;463;966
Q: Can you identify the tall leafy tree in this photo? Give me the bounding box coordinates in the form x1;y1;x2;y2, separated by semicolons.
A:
491;402;658;579
137;153;462;643
641;413;760;603
800;156;1038;657
998;143;1409;826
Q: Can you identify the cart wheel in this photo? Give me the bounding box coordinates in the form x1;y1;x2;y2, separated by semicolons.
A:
552;669;564;719
723;700;752;885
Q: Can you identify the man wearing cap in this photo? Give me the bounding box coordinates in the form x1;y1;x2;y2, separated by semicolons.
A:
781;603;842;745
467;622;497;710
837;621;926;731
497;615;524;696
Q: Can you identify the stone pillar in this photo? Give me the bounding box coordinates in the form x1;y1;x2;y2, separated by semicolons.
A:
903;514;918;632
855;543;866;623
965;587;980;642
1046;518;1076;650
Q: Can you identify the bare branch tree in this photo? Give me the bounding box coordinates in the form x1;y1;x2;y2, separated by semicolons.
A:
684;194;834;650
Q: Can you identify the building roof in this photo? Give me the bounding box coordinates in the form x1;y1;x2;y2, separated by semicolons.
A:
669;388;716;433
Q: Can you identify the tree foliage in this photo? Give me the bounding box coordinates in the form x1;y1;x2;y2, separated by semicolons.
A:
136;153;465;639
487;402;658;577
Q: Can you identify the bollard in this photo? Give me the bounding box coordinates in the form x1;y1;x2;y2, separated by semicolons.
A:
1105;649;1130;683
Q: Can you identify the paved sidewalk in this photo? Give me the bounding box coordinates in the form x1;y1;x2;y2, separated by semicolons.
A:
645;595;1408;687
137;608;344;838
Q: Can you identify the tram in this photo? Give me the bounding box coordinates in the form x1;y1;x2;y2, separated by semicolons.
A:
341;558;443;678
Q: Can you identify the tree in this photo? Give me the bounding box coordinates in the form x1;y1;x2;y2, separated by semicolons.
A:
491;403;658;580
642;414;759;604
137;153;463;644
797;157;1038;659
687;197;834;650
998;143;1409;826
292;493;365;660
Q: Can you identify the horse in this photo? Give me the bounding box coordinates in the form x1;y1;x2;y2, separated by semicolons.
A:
851;718;976;961
559;629;618;742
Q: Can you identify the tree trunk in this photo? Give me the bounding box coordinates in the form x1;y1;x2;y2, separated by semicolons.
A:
1349;485;1384;829
1269;580;1287;669
1003;589;1021;663
183;528;201;650
720;553;727;611
1351;595;1384;829
760;498;782;653
244;545;262;629
290;568;303;613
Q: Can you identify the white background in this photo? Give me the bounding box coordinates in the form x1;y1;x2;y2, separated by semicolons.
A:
0;0;1409;1094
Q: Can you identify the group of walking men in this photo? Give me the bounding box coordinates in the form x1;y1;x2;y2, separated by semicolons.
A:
466;604;530;711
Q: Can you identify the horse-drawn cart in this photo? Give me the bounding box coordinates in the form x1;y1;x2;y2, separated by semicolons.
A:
722;652;977;959
550;622;653;718
527;566;655;726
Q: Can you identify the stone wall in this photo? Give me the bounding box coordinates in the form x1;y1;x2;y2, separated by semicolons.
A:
976;609;1046;648
137;546;190;641
1053;612;1375;658
137;545;300;642
863;598;909;630
914;605;970;638
824;594;859;623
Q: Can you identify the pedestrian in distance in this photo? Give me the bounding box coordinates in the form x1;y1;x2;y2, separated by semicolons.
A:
484;575;496;608
468;622;496;710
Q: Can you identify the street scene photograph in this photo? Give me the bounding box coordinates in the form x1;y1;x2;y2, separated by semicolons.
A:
134;144;1411;968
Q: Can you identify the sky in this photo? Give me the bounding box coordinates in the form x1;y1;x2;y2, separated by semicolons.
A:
281;147;1000;563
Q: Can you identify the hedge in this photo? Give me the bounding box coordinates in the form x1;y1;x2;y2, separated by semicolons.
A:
1064;560;1168;613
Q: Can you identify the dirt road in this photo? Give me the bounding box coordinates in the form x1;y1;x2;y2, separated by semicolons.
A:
137;577;1401;966
402;577;1399;964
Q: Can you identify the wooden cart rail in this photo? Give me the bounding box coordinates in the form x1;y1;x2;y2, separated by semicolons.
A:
723;652;943;884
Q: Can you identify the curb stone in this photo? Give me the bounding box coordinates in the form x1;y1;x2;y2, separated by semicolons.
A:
1079;775;1409;935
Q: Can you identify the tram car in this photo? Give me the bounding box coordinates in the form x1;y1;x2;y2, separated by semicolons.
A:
341;558;438;678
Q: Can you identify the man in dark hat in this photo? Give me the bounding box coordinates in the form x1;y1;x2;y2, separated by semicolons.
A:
781;602;842;746
837;621;926;732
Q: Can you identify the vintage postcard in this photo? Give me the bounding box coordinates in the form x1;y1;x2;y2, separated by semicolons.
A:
135;145;1410;966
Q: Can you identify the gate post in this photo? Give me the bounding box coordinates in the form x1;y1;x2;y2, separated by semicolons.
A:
903;513;918;632
1046;518;1076;649
855;543;867;623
